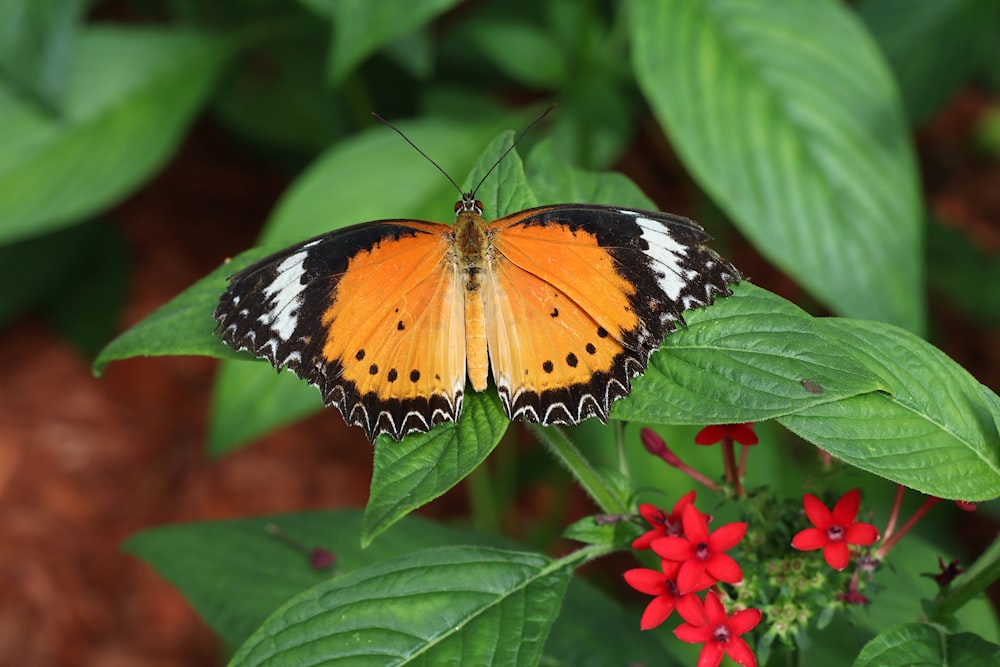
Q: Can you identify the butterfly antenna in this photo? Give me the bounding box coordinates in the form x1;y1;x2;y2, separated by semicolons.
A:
371;112;464;197
470;102;557;197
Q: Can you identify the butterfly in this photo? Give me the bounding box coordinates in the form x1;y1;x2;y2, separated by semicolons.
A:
214;126;741;443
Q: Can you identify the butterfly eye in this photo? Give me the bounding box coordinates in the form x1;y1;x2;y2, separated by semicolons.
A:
454;200;463;213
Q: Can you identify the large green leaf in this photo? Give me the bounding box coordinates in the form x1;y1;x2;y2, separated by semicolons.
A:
93;250;259;374
859;0;1000;124
780;319;1000;500
613;283;884;424
298;0;461;83
364;391;509;545
126;510;671;665
630;0;925;333
228;545;572;667
0;25;232;245
0;0;85;113
854;623;1000;667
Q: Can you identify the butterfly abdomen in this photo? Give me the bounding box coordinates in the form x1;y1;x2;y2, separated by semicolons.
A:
454;209;490;392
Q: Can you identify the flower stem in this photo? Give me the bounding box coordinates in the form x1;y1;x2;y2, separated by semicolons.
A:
530;424;629;515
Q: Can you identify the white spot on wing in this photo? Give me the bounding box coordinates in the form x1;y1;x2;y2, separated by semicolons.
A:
636;216;688;300
259;250;308;340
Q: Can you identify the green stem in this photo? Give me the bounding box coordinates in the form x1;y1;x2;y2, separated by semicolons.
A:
529;424;629;515
466;462;500;533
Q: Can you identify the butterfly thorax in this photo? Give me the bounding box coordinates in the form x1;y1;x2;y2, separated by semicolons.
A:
452;200;490;392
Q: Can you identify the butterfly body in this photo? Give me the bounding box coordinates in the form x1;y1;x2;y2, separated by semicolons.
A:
215;196;740;442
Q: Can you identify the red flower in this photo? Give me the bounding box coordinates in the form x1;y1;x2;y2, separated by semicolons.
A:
695;423;758;446
674;590;761;667
791;488;879;570
623;560;715;630
652;504;746;590
632;491;705;550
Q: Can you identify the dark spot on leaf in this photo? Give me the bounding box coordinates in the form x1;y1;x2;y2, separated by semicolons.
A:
801;379;823;394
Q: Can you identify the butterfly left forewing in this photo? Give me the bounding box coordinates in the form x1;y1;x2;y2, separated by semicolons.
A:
484;204;740;426
215;220;466;442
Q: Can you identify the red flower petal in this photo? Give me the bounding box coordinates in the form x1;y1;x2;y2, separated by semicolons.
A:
845;522;879;546
652;536;691;560
708;521;747;551
823;541;851;570
675;589;708;626
697;642;725;667
802;493;833;528
694;424;727;445
640;595;676;630
706;552;744;584
729;608;762;634
682;504;710;542
677;559;711;592
791;527;827;551
725;636;758;667
623;568;666;595
832;488;861;525
728;423;759;445
675;622;712;644
702;590;728;624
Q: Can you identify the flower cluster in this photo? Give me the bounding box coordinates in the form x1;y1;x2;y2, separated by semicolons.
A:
625;489;760;666
622;424;961;666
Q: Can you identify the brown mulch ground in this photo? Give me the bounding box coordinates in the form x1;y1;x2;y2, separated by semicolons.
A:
1;90;998;666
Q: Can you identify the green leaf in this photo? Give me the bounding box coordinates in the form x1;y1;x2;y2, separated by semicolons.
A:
631;0;925;333
208;360;325;457
467;20;567;87
859;0;1000;124
93;251;259;375
299;0;461;83
854;623;1000;667
124;511;501;646
525;138;655;209
0;26;232;245
0;0;85;113
613;283;884;424
463;129;538;218
780;319;1000;500
228;545;572;667
125;510;670;665
363;391;509;545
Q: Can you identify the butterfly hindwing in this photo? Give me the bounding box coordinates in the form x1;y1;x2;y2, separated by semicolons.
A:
215;220;466;441
484;204;741;425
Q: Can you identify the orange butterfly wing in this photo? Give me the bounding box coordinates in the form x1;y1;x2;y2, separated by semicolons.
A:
215;220;466;441
483;204;740;425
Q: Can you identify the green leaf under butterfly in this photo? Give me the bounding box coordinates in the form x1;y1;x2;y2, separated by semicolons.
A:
363;391;509;546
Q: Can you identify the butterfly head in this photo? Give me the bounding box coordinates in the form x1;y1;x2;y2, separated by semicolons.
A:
455;193;484;217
